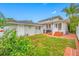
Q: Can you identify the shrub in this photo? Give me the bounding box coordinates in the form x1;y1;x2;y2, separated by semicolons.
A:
0;30;32;56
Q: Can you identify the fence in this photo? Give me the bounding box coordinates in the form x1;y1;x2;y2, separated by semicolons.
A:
76;25;79;40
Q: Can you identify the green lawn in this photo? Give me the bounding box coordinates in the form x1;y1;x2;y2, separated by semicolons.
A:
26;34;76;56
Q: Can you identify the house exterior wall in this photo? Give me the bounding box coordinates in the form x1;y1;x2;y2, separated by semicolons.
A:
41;22;68;35
16;25;42;36
4;25;16;31
50;22;63;35
2;22;68;37
16;25;25;36
62;22;68;34
52;22;68;35
35;27;43;34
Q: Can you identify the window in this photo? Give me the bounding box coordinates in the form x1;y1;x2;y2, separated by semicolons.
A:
46;24;48;29
38;26;41;30
29;26;31;29
36;26;41;30
36;27;38;29
55;23;57;28
58;23;62;30
46;24;51;29
43;29;45;33
49;24;51;28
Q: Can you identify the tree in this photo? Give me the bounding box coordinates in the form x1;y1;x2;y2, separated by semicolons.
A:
63;3;79;33
64;4;79;17
0;12;5;28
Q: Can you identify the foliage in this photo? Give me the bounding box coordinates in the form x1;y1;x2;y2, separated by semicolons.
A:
0;14;6;27
0;33;76;56
0;12;6;28
68;16;79;33
0;30;32;56
0;18;5;27
63;3;79;33
64;4;79;17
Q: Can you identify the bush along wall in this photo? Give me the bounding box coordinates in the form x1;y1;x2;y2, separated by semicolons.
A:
0;30;33;56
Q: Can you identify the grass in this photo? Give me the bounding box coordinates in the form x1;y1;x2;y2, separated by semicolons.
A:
26;34;76;56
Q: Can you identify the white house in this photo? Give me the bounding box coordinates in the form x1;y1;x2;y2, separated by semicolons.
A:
1;16;69;36
38;16;69;35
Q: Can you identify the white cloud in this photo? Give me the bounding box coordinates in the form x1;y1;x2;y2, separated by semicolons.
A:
51;11;56;14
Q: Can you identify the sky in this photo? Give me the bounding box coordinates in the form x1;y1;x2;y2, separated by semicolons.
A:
0;3;70;22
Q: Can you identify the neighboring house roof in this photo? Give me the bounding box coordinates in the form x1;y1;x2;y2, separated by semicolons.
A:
6;18;16;22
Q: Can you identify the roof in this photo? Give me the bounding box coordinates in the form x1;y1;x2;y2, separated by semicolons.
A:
6;16;69;26
39;16;63;22
7;20;42;26
6;18;16;22
5;18;34;24
7;20;35;25
15;20;34;24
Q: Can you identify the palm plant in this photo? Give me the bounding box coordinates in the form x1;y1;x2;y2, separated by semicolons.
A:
63;3;79;33
64;4;79;17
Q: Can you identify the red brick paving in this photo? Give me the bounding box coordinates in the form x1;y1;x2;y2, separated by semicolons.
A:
64;47;76;56
75;39;79;56
44;33;77;40
54;32;63;36
63;34;77;40
76;49;79;56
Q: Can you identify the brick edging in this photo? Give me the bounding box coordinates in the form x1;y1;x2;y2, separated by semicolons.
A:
64;47;75;56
